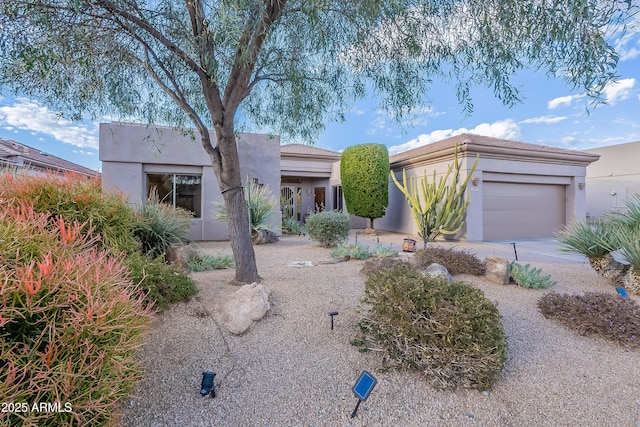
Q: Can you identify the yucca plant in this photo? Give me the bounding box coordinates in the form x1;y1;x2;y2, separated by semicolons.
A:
390;144;478;249
213;178;277;234
134;187;193;258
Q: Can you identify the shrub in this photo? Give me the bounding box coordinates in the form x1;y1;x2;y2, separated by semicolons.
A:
413;246;485;276
330;243;373;260
0;202;153;426
555;220;615;258
135;187;193;258
0;171;139;254
187;253;235;271
374;243;399;258
305;210;351;247
213;178;277;234
123;252;197;309
538;292;640;349
340;143;389;229
360;257;412;277
282;216;302;235
510;262;556;289
358;265;507;391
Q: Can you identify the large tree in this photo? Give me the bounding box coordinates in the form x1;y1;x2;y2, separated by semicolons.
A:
0;0;634;283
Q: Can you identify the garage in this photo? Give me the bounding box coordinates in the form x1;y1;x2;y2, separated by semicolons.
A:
482;182;566;240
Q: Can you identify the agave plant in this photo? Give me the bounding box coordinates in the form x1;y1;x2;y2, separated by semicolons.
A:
213;178;277;234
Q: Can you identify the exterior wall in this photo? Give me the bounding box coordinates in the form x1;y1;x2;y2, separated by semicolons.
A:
378;147;591;241
585;141;640;220
99;122;280;241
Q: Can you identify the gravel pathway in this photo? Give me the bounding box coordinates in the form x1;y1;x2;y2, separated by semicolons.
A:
120;232;640;427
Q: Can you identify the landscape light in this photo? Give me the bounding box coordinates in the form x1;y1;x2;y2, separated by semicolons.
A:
329;311;338;330
200;371;216;398
350;370;377;418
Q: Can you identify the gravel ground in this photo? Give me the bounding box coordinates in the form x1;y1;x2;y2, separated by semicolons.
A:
120;232;640;427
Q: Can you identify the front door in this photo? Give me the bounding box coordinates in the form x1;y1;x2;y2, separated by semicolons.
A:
314;187;325;211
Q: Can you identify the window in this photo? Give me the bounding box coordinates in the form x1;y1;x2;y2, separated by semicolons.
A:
146;173;202;218
332;185;344;211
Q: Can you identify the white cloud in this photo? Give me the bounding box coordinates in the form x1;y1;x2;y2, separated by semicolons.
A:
614;32;640;61
547;95;579;110
603;78;635;105
389;119;521;155
519;115;567;125
0;98;99;149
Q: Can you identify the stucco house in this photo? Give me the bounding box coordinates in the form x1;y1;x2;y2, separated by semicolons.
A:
100;122;599;242
584;140;640;220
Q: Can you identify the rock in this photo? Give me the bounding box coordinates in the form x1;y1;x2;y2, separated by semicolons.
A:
287;260;314;267
220;283;271;335
484;256;511;285
253;229;279;244
424;263;453;283
165;245;200;270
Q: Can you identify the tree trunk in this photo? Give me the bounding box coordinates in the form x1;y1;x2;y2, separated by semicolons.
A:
208;123;260;284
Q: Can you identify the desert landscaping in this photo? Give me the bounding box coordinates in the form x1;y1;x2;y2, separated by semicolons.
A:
120;232;640;427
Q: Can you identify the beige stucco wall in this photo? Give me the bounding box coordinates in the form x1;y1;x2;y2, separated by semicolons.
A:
585;141;640;220
99;122;281;240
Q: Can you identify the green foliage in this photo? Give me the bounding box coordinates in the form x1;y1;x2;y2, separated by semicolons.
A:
214;178;277;234
123;252;197;310
340;143;389;226
186;253;235;271
282;216;303;235
374;243;399;258
305;210;351;247
555;219;615;258
0;203;153;427
330;243;373;260
0;171;139;254
509;262;556;289
538;292;640;349
135;187;193;258
360;257;412;277
391;145;478;247
413;246;485;276
358;265;507;391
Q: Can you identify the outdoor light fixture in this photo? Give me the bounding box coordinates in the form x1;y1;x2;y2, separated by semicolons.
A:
578;183;585;190
200;371;216;398
350;370;377;418
329;311;339;330
472;177;480;186
510;242;518;261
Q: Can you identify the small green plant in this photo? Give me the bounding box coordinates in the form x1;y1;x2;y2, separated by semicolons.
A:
357;265;507;391
510;261;556;289
213;178;277;234
135;187;193;258
374;243;399;257
538;292;640;348
124;252;198;309
330;242;373;260
305;210;351;247
282;216;302;235
360;257;412;277
187;253;235;271
413;246;485;275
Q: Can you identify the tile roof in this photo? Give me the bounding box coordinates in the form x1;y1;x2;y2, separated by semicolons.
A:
280;143;341;159
0;138;98;177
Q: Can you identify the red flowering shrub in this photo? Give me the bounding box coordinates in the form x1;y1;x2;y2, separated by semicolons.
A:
0;202;153;426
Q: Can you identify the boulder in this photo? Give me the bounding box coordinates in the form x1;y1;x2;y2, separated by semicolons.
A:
253;229;279;245
165;244;200;270
424;263;453;283
484;256;511;285
220;283;271;335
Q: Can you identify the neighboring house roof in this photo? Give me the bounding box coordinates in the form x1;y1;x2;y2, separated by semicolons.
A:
280;143;341;161
0;138;97;177
390;133;600;168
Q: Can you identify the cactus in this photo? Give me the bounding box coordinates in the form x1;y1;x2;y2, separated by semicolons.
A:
391;144;478;248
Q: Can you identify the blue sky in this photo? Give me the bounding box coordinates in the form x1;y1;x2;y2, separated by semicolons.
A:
1;26;639;172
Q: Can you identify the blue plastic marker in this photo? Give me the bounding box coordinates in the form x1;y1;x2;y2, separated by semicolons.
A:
616;287;630;299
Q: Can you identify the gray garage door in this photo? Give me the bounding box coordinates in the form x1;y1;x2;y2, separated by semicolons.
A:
483;182;566;240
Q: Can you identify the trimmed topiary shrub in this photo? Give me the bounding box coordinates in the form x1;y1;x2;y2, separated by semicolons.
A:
538;292;640;349
0;171;139;254
305;210;351;247
0;202;153;426
357;265;507;391
413;246;485;275
340;143;389;229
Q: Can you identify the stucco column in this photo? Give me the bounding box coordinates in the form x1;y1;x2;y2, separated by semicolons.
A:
465;168;484;241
